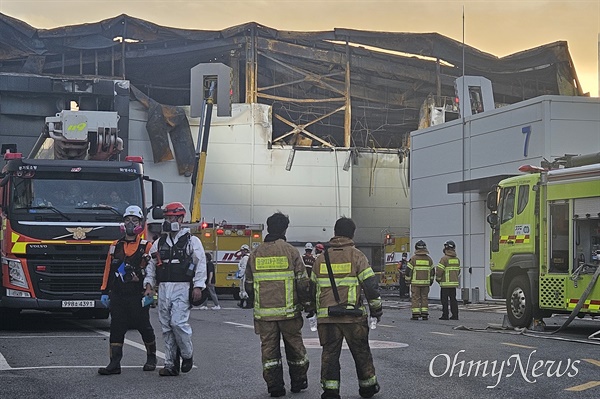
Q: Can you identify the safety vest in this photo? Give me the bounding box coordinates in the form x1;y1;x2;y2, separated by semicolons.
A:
302;253;315;268
407;257;433;286
437;257;461;288
155;233;193;283
252;255;300;320
109;238;149;295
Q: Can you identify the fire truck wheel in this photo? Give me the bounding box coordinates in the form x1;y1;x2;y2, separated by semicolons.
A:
506;275;533;328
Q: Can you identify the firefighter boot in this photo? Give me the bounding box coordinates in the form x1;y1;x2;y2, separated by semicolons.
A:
143;341;157;371
321;389;341;399
269;387;286;397
181;355;193;373
359;383;381;398
291;379;308;393
98;343;123;375
159;347;181;376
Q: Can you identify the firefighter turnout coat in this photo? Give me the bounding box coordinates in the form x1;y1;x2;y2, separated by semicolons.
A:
245;237;312;393
406;248;435;318
310;236;382;395
436;248;461;288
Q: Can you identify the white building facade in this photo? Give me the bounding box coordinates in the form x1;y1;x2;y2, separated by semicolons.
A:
128;102;410;268
410;95;600;301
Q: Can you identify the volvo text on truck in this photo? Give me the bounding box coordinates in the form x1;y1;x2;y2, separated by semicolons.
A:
0;110;163;318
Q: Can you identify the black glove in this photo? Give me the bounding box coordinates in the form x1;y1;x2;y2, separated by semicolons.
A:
304;303;315;318
370;306;383;322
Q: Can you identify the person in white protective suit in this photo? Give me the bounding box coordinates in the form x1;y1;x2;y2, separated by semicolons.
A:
237;244;252;308
143;202;207;376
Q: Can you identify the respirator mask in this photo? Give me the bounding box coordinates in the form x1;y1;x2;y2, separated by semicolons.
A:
120;221;144;236
162;221;181;233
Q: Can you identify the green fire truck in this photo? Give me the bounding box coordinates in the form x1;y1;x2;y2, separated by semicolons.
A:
486;153;600;328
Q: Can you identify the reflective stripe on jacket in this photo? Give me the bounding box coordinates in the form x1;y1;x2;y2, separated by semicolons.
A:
406;251;434;286
436;250;461;288
246;239;310;321
311;236;382;323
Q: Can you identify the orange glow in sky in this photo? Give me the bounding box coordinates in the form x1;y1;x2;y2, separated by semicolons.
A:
2;0;598;96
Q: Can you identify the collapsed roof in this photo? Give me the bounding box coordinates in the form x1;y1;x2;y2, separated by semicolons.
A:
0;13;584;149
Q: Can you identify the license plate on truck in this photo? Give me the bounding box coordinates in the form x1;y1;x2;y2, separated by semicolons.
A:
62;300;95;308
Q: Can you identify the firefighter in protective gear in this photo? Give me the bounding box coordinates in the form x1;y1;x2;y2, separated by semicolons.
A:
310;217;382;399
302;242;316;277
244;212;312;397
406;240;435;320
436;240;461;320
315;243;325;255
143;202;207;376
99;205;156;375
397;252;409;297
237;244;252;308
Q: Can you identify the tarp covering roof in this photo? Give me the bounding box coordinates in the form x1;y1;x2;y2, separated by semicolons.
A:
0;13;584;148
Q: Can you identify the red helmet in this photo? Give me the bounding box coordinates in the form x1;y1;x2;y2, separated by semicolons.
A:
163;202;186;217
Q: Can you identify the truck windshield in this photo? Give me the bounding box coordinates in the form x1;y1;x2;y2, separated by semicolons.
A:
10;175;142;219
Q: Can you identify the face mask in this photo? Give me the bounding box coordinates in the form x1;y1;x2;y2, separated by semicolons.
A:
120;221;143;236
162;221;180;233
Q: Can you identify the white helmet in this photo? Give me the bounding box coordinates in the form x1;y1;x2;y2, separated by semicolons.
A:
305;242;313;250
123;205;144;220
240;244;250;251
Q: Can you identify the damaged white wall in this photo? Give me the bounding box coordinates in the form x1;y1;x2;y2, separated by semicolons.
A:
351;152;410;246
410;95;600;302
130;102;351;242
128;102;409;264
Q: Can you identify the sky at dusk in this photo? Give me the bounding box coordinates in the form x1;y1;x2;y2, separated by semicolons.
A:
1;0;598;96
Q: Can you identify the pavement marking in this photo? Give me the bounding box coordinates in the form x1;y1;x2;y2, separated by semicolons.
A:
0;321;204;372
565;381;600;391
430;332;454;336
5;365;146;371
501;342;536;349
582;358;600;367
223;321;254;329
0;351;10;370
69;320;167;360
0;335;100;339
564;360;600;392
300;337;408;349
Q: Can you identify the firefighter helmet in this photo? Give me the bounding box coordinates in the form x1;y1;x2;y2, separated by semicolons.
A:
305;242;313;251
123;205;144;220
444;240;456;250
315;243;325;252
240;244;250;251
415;240;427;250
163;202;186;217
